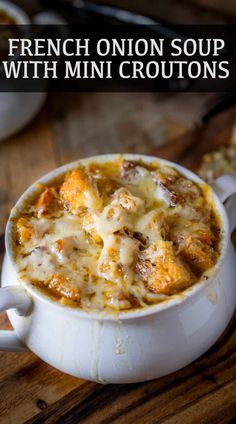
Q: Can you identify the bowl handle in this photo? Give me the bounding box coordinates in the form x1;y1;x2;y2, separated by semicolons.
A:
212;175;236;232
0;286;32;351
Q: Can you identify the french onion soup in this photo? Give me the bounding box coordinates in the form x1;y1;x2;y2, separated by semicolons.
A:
12;157;222;312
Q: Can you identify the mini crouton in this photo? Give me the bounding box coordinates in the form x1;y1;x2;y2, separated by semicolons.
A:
153;167;204;207
136;241;196;295
169;221;217;275
60;169;102;213
36;187;58;217
170;220;215;248
48;273;80;302
83;212;102;243
105;289;132;310
51;237;78;263
98;233;139;284
16;217;33;244
112;188;145;214
180;237;217;275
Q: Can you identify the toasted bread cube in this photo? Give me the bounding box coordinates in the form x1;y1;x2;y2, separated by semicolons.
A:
60;169;102;213
170;220;215;248
169;221;217;275
16;217;33;244
83;212;102;243
153;167;204;207
180;237;217;275
136;241;196;295
98;233;139;284
105;289;132;310
51;237;78;263
36;187;57;217
112;188;145;214
48;273;80;302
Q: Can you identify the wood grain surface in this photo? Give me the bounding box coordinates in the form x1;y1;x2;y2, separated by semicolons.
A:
0;92;235;424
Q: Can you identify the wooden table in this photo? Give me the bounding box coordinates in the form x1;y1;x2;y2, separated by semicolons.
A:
0;92;235;423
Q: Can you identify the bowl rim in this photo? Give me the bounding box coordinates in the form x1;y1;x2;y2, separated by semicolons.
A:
5;153;230;321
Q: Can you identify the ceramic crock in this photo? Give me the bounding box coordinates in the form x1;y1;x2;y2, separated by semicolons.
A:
0;154;235;384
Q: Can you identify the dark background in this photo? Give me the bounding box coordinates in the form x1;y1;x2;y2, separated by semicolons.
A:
13;0;236;23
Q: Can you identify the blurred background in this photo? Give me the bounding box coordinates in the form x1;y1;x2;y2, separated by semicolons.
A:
1;0;236;235
13;0;236;24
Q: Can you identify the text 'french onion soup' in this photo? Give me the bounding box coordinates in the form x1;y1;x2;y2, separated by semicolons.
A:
12;157;222;313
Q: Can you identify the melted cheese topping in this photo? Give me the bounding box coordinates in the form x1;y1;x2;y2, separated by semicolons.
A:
13;158;222;312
